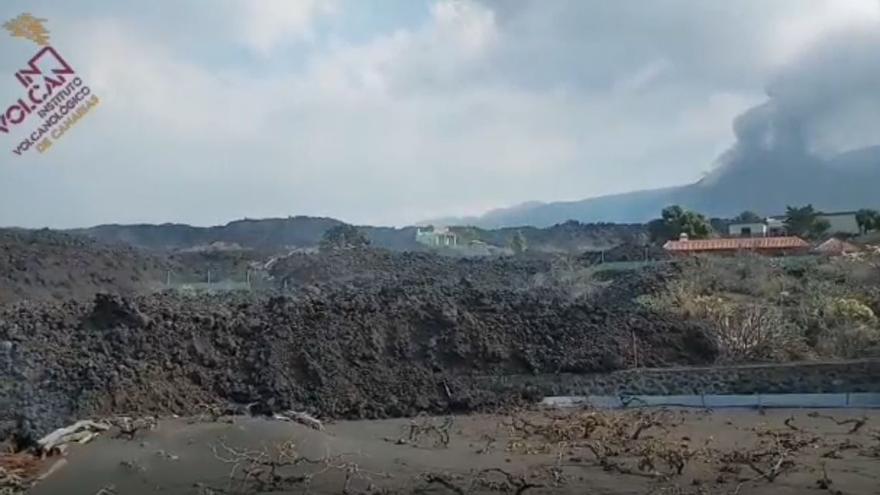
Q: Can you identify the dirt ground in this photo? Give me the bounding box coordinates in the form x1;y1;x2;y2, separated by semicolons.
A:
21;407;880;495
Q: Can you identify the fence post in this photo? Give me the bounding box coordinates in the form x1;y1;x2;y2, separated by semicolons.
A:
632;331;639;369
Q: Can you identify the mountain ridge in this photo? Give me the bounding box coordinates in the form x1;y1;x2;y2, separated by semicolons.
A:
430;145;880;228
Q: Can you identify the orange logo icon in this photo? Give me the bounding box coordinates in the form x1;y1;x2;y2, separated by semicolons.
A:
4;13;50;46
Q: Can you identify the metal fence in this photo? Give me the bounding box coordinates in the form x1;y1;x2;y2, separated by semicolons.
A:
161;269;274;293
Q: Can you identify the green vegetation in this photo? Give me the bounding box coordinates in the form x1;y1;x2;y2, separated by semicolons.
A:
640;253;880;361
856;209;880;234
784;204;830;239
647;205;713;242
732;210;763;223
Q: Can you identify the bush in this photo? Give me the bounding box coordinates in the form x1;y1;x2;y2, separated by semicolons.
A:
816;325;880;358
641;283;806;362
703;303;806;362
824;297;877;325
813;297;880;358
641;254;880;361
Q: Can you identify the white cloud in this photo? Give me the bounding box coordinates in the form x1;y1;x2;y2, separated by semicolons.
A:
73;21;262;140
0;0;877;228
769;0;880;65
239;0;337;54
430;0;498;56
304;0;498;95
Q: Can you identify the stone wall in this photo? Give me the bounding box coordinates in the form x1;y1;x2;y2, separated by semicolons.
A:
481;360;880;397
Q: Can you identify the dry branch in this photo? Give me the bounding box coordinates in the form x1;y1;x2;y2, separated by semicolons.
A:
36;420;109;454
272;410;325;431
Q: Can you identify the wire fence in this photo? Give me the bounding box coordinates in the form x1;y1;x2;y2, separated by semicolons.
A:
161;269;274;293
589;259;670;272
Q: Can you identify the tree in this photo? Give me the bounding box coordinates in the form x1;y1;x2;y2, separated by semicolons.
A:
733;210;763;223
810;218;830;239
509;230;528;255
784;205;816;237
856;209;879;234
784;204;829;239
648;205;712;242
647;218;669;242
319;224;370;252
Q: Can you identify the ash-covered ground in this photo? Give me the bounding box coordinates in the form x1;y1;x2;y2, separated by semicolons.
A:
3;234;879;456
0;246;718;447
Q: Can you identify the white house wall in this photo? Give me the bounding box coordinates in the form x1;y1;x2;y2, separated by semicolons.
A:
819;214;860;235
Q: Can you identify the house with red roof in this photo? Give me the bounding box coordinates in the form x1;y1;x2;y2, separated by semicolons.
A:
663;234;810;256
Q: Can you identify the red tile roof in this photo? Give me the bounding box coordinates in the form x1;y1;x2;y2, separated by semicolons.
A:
663;236;809;252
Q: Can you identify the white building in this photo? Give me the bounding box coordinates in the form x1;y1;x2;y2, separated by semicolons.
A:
728;211;860;237
728;222;768;237
817;212;860;235
415;226;458;247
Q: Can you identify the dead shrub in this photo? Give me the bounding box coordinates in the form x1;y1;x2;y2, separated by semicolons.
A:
642;286;805;362
704;303;805;362
532;255;607;300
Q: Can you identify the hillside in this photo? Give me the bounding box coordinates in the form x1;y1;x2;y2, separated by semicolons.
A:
451;221;646;252
438;146;880;228
70;217;423;252
67;217;645;254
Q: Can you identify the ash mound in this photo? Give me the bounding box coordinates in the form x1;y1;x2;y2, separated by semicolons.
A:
0;229;169;306
0;260;712;445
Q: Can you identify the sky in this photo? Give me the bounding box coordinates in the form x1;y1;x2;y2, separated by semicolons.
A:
0;0;878;228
